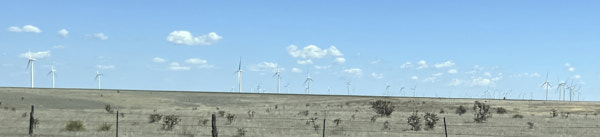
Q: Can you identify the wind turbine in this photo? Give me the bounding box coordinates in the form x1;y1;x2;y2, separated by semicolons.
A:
385;83;391;96
556;77;566;101
304;72;313;94
284;82;290;93
273;64;281;94
411;85;417;97
26;51;36;88
568;82;575;102
345;81;351;95
540;72;552;101
235;57;243;93
47;63;57;88
256;83;262;93
95;69;103;89
399;86;405;96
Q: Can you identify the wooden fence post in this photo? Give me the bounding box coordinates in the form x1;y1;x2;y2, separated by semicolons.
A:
322;110;326;137
444;117;447;137
29;105;34;135
116;110;119;137
212;114;218;137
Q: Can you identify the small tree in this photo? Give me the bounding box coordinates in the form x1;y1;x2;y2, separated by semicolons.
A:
455;105;467;116
226;114;236;124
63;120;85;132
149;114;163;123
407;111;421;131
218;111;226;117
424;112;440;130
370;100;395;117
104;105;114;114
237;128;247;137
473;101;492;123
162;115;181;131
333;118;342;126
527;122;534;129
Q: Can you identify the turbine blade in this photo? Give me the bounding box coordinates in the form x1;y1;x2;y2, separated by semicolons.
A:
26;61;31;69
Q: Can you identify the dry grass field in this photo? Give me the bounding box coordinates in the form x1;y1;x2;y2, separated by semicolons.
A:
1;87;599;137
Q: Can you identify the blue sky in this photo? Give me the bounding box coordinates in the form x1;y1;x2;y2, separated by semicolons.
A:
1;1;599;100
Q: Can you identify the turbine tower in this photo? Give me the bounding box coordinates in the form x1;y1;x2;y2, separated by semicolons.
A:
411;85;417;97
273;64;281;93
399;86;405;96
345;81;351;95
236;57;243;93
95;69;103;89
540;72;552;101
556;77;566;101
48;64;57;88
385;83;391;96
26;51;36;88
304;72;313;94
284;82;290;93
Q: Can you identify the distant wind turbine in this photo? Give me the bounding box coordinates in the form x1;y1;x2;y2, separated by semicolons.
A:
345;81;351;95
48;63;57;88
95;69;103;89
273;64;281;94
398;86;405;96
26;51;36;88
304;72;313;94
235;57;243;93
256;83;262;93
556;77;566;101
385;83;391;96
411;85;417;97
284;82;290;93
540;72;552;101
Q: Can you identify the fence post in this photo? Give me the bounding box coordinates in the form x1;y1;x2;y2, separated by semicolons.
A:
322;110;326;137
212;114;218;137
29;105;34;136
116;110;119;137
444;117;447;137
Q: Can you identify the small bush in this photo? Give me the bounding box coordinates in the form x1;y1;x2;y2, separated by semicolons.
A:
247;110;256;118
97;122;112;132
306;117;318;125
11;107;16;111
527;122;534;129
120;112;125;118
439;109;445;114
22;112;27;118
408;111;421;131
162;115;181;131
105;105;114;114
63;120;85;132
371;100;395;117
226;114;236;124
218;111;226;117
333;118;342;126
298;110;309;116
424;112;440;130
550;109;558;117
370;115;378;123
382;121;391;130
200;119;209;126
473;101;492;123
496;107;507;114
351;114;356;120
237;128;247;137
149;114;163;123
512;114;524;119
456;105;467;116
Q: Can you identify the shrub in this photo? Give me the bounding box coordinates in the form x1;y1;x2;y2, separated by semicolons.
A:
512;114;524;119
218;111;226;117
120;112;125;118
333;118;342;126
351;114;356;120
550;109;558;117
11;107;16;111
149;114;163;123
247;110;256;118
382;121;391;130
226;114;236;124
424;112;440;130
439;109;445;114
162;115;181;131
298;110;309;116
97;122;112;132
496;107;507;114
527;122;534;129
22;112;27;118
200;119;209;126
237;128;247;137
306;117;318;125
104;105;114;114
63;120;85;132
408;111;421;131
456;105;467;116
473;101;492;123
371;100;395;117
370;115;378;123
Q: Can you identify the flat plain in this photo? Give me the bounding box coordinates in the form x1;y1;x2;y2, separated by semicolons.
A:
1;87;599;137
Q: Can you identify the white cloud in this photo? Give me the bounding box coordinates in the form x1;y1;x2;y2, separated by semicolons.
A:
52;45;65;49
449;79;463;86
334;57;346;64
169;62;190;70
513;72;541;78
314;65;331;70
371;72;384;79
184;58;208;64
448;69;458;74
249;62;278;72
152;57;166;63
297;59;313;65
57;29;68;38
370;59;381;64
400;62;413;69
564;63;570;67
484;72;492;77
471;77;491;86
568;67;575;72
286;45;344;59
434;61;455;68
167;31;222;46
8;25;42;33
20;51;51;59
432;73;443;77
411;76;419;80
423;77;437;83
572;74;581;79
292;67;303;73
343;68;362;76
96;65;115;69
417;60;428;69
92;33;108;40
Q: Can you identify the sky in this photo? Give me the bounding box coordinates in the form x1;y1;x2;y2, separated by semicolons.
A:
1;1;599;101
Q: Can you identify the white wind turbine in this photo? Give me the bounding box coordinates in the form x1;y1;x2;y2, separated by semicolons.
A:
26;51;36;88
48;63;57;88
284;82;290;93
273;64;281;94
385;83;391;96
235;57;243;93
304;72;313;94
345;81;351;95
411;85;417;97
398;86;405;96
555;77;566;101
95;69;103;89
540;72;552;101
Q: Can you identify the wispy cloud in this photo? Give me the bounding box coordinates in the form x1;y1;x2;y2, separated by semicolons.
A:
371;72;384;79
565;63;575;72
169;62;190;70
434;61;455;68
287;45;344;59
97;65;115;69
448;69;458;74
185;58;208;64
411;76;418;80
292;67;303;73
249;62;278;72
334;57;346;64
90;33;108;40
20;51;51;59
57;29;68;38
400;62;413;69
8;25;41;33
167;31;222;46
417;60;428;69
152;57;166;63
343;68;362;77
297;59;313;65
